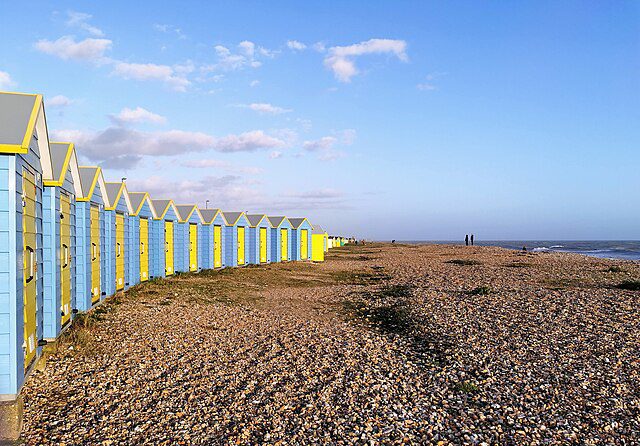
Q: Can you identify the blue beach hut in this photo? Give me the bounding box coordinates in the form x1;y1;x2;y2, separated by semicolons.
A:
246;214;271;265
103;181;133;294
75;166;107;312
150;199;180;277
288;218;313;261
128;192;158;284
42;142;82;339
0;91;56;399
221;212;250;267
266;216;292;263
199;208;225;269
175;204;204;273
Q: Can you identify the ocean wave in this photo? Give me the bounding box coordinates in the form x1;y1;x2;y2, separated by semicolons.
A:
550;245;564;249
532;247;550;252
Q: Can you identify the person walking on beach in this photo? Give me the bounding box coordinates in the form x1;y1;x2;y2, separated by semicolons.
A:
465;234;469;246
471;234;474;246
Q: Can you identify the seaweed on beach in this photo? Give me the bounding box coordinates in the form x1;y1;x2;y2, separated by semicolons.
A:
616;281;640;291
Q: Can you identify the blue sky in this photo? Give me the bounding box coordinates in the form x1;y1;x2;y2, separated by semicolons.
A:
1;1;638;239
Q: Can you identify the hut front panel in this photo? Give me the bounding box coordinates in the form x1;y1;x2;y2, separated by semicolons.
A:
115;213;125;291
189;223;198;272
140;218;149;281
164;221;174;275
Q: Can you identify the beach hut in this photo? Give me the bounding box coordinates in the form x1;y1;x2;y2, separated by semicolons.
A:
310;224;327;262
150;200;180;277
246;214;271;265
128;192;158;284
175;205;204;273
221;212;250;267
267;216;292;263
200;208;225;269
288;218;313;261
103;181;133;294
0;91;56;399
42;142;82;339
75;166;107;312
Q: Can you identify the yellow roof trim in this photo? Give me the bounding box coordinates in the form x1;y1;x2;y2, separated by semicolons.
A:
154;200;177;220
43;141;74;187
0;93;41;154
75;166;102;202
200;208;220;225
105;183;125;211
131;192;150;216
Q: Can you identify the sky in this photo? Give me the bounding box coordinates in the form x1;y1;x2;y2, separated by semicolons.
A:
1;1;638;240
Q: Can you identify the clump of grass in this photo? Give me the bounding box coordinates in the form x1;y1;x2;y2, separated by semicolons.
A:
445;259;482;266
505;261;531;268
467;286;491;296
455;381;480;394
606;266;624;273
342;301;411;334
379;284;413;298
616;281;640;291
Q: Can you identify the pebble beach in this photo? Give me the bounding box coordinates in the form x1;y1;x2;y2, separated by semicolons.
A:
20;244;640;445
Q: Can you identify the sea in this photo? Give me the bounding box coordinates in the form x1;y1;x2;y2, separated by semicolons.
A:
400;241;640;261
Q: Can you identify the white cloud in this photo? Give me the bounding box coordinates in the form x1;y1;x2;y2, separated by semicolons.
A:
303;136;337;152
417;72;445;91
238;102;292;115
110;107;167;125
34;36;112;62
48;95;72;107
287;40;306;51
286;188;344;199
66;11;104;37
182;159;230;168
302;130;355;161
112;62;190;91
210;41;274;71
312;42;326;52
269;151;283;159
250;80;260;87
52;126;286;168
324;38;408;82
153;24;186;40
0;71;16;89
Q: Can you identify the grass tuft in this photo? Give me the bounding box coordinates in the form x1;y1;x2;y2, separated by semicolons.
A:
445;259;482;266
455;381;480;394
616;281;640;291
467;286;492;296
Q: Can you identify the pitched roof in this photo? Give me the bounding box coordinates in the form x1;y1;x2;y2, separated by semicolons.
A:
48;142;73;183
78;166;101;199
104;182;124;208
312;224;326;234
175;204;197;222
246;214;266;227
199;208;221;224
221;211;244;226
267;216;287;227
150;199;176;219
0;92;42;151
288;217;309;229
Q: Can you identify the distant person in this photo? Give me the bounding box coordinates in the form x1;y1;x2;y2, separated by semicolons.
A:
522;245;527;252
465;235;469;246
392;240;396;244
471;234;474;246
355;240;358;245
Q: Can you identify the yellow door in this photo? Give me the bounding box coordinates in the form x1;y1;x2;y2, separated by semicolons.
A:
90;205;101;303
165;221;174;275
189;223;198;272
237;226;245;265
140;218;149;282
22;169;37;369
300;229;308;260
115;213;125;290
60;193;71;326
259;227;267;263
312;234;325;262
214;225;222;268
280;229;288;261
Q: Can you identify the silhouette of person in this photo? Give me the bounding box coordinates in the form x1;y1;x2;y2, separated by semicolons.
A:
471;234;474;246
465;235;469;246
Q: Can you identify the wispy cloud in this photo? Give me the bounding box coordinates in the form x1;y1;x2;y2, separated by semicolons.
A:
34;36;112;62
110;107;167;125
48;95;73;107
0;71;16;89
66;11;104;37
417;72;446;91
111;62;191;92
302;129;356;161
206;41;275;72
269;151;283;159
324;38;408;82
237;102;292;115
153;23;186;40
250;80;260;87
286;40;306;51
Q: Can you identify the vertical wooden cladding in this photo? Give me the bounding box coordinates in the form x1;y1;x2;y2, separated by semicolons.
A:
237;226;245;265
22;168;38;370
260;227;267;263
115;213;125;290
189;223;198;272
139;218;149;282
214;225;222;268
165;221;174;275
60;193;71;326
90;204;101;302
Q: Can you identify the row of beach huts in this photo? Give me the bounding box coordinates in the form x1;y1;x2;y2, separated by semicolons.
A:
0;91;351;401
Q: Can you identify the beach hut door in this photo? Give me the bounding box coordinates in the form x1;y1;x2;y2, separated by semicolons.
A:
115;213;125;290
60;193;71;326
165;221;174;275
22;169;38;369
214;225;222;268
260;227;267;263
237;226;245;265
90;205;101;303
300;229;308;260
140;218;149;282
189;223;198;271
280;229;288;261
